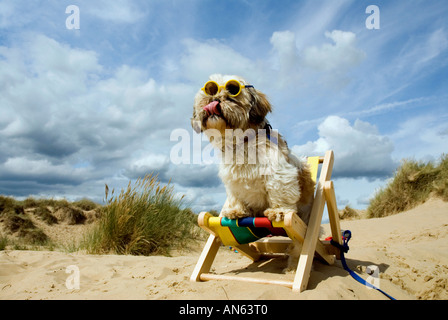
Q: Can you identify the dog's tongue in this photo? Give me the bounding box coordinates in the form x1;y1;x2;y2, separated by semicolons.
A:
203;101;221;116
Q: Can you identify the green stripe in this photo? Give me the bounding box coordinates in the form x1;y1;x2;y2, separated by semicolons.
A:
221;217;237;227
228;226;260;244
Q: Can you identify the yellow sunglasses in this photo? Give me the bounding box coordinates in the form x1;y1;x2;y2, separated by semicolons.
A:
201;80;254;97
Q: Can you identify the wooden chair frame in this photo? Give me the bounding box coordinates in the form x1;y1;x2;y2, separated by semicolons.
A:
190;150;342;292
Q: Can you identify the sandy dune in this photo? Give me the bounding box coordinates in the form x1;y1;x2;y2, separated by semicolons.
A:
1;198;447;300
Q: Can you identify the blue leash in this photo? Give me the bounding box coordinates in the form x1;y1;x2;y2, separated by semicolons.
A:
330;230;396;300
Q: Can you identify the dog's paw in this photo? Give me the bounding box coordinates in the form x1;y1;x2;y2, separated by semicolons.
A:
283;262;315;274
282;266;296;274
263;208;297;222
221;208;249;220
283;254;299;274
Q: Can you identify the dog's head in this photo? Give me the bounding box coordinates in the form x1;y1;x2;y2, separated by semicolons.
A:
191;74;272;134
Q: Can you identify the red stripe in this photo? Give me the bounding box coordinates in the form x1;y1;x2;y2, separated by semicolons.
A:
253;217;273;228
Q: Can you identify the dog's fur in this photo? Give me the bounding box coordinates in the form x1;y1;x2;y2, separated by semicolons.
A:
191;74;315;271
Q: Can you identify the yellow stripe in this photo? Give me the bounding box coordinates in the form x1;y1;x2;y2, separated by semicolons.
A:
272;220;285;228
206;217;240;246
245;227;259;239
208;217;222;228
307;156;320;183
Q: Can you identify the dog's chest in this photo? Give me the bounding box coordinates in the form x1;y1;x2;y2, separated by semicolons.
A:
219;164;268;207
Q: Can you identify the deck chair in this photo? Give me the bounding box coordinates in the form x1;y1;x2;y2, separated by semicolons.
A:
190;150;343;292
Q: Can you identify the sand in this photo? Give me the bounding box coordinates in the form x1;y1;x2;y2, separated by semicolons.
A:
1;198;447;300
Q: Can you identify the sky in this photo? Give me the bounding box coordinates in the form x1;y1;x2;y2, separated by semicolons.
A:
1;0;447;216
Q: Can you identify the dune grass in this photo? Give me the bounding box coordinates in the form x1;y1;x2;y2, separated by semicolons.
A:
0;196;49;247
367;154;448;218
339;205;361;220
80;174;199;256
0;195;102;250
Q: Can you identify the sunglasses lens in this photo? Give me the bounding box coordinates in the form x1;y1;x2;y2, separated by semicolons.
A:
204;82;218;96
226;80;241;96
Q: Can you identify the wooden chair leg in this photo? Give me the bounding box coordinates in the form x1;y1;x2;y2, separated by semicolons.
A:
292;150;334;292
190;234;221;282
292;187;326;292
324;181;342;259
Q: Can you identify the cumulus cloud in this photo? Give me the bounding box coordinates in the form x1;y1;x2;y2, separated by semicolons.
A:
179;38;260;83
270;31;299;73
1;35;100;160
299;30;367;89
265;29;366;90
303;30;366;72
125;152;221;189
160;28;365;93
125;154;171;179
292;116;397;179
0;34;195;198
0;157;91;185
178;187;225;213
0;32;227;203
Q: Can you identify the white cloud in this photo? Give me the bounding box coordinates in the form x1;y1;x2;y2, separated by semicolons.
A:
303;30;366;72
0;34;191;194
177;186;225;213
291;0;353;49
265;29;366;90
390;114;448;161
28;34;101;80
126;153;171;179
159;28;366;94
292;116;396;179
268;30;302;87
1;157;91;185
179;38;260;84
84;0;146;23
270;31;299;71
0;32;226;204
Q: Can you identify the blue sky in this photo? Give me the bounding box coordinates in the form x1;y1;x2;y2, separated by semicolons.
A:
1;0;447;215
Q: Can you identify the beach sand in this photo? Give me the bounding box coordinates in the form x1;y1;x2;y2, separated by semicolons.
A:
1;198;447;300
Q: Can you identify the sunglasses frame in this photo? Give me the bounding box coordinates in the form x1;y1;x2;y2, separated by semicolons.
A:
201;80;254;97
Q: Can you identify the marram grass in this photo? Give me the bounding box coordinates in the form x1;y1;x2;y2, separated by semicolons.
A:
367;154;448;218
81;174;199;256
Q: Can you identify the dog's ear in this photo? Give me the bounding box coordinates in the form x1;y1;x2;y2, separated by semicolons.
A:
191;112;203;133
249;90;272;125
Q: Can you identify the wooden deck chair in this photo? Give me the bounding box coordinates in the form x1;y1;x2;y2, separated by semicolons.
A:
190;150;343;292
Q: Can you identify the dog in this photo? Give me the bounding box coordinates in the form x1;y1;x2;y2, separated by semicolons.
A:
191;74;315;271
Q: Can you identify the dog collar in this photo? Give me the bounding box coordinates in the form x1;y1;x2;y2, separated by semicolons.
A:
264;122;278;145
241;122;278;145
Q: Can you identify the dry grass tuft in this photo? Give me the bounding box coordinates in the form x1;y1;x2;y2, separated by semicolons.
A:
367;154;448;218
0;195;101;250
339;205;361;220
80;174;199;256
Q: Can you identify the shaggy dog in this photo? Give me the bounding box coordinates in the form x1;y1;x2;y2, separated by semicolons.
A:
191;74;315;270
